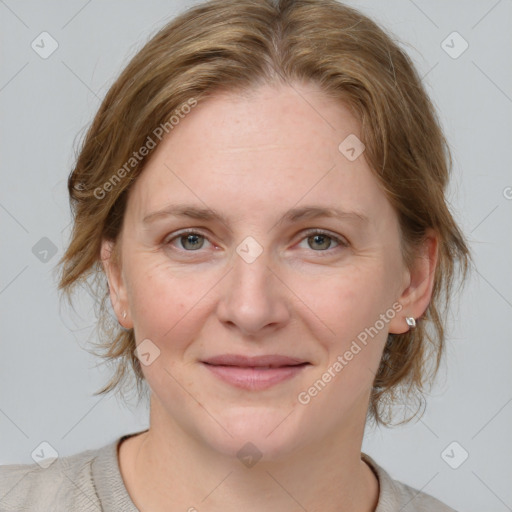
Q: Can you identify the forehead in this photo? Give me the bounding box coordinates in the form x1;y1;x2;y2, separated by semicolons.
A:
125;82;392;227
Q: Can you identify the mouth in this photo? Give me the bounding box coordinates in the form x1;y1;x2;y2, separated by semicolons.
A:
201;354;311;390
202;354;309;367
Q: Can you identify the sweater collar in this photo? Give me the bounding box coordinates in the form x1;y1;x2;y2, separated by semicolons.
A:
92;430;148;512
92;430;401;512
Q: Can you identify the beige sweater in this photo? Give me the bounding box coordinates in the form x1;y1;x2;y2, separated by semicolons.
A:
0;430;457;511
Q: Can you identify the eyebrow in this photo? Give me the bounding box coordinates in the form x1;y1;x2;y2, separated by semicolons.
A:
142;204;369;229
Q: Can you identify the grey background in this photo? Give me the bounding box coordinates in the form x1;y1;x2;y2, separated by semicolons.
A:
1;1;511;510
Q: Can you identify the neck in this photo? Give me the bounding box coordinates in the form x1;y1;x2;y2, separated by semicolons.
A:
119;396;379;512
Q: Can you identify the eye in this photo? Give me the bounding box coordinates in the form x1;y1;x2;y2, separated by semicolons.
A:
164;230;212;251
298;230;348;252
163;229;348;255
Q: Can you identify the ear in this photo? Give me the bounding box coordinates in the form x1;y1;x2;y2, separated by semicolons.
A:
100;238;133;329
388;229;439;334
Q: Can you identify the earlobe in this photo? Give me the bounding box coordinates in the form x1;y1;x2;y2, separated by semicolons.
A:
100;238;132;328
389;230;438;335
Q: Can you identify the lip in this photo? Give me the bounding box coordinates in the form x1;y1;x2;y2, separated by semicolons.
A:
202;354;308;367
201;354;310;391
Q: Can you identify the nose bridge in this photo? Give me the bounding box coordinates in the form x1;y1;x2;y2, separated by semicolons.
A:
233;242;269;289
217;235;289;334
230;236;274;305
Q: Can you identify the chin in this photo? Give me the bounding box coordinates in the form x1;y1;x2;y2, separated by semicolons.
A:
202;404;308;462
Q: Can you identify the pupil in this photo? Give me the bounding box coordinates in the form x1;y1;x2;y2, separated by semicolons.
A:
311;234;330;250
183;234;203;250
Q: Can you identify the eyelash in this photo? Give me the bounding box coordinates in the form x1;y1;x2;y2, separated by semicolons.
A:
163;228;349;256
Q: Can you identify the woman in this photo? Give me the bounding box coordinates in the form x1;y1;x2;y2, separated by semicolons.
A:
0;0;470;510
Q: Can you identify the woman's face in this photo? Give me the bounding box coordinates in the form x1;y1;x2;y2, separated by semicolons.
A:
103;82;425;460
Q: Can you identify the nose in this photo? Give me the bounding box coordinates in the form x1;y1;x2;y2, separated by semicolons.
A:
216;244;291;337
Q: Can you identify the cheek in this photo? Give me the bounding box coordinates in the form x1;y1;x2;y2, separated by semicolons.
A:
301;263;389;344
124;256;201;345
296;263;391;393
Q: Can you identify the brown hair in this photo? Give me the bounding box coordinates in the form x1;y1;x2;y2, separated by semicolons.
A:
57;0;471;426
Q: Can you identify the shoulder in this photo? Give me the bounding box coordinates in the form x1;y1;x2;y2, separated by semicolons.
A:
0;445;105;512
362;453;459;512
388;478;458;512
